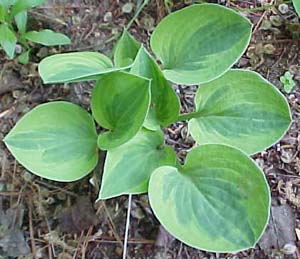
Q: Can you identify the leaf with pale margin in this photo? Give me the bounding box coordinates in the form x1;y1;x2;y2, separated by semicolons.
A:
293;0;300;16
4;102;98;182
99;129;176;199
188;70;291;155
25;29;71;46
150;4;251;85
38;52;114;83
130;46;180;128
149;144;270;252
0;24;16;59
91;71;150;150
114;29;140;67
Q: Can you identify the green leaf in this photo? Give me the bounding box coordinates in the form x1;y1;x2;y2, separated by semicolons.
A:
188;70;292;155
130;46;180;127
143;109;161;131
25;29;71;46
4;102;98;182
150;4;252;85
38;52;115;83
0;0;17;9
11;0;45;16
91;71;150;150
0;5;5;22
18;50;30;64
149;144;270;252
0;24;16;59
99;129;176;199
280;71;296;94
114;29;140;67
15;11;27;33
293;0;300;16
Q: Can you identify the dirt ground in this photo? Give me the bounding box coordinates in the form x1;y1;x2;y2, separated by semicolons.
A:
0;0;300;258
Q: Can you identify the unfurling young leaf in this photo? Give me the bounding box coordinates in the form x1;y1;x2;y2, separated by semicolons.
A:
0;24;16;58
15;11;27;33
38;52;114;83
149;144;270;253
99;129;176;199
130;46;180;128
114;29;140;67
4;102;98;181
25;29;71;46
150;4;251;85
91;71;150;150
188;70;291;154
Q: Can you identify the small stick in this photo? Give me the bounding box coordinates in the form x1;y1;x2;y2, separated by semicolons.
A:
125;0;149;30
29;201;38;259
103;202;123;247
123;194;132;259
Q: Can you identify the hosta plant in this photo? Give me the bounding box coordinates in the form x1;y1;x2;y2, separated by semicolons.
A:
4;4;292;253
0;0;70;63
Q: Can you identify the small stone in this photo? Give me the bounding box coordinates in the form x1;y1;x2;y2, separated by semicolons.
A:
282;243;296;255
15;44;22;54
278;3;289;14
103;12;112;22
264;44;276;54
122;3;134;14
36;47;49;58
23;171;34;182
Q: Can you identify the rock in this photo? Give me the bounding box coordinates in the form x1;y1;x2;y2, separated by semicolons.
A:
259;203;296;250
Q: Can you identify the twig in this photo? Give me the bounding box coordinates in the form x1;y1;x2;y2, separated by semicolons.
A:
29;201;38;259
103;202;123;247
125;0;149;30
34;179;77;197
123;194;132;259
28;10;67;26
81;226;93;259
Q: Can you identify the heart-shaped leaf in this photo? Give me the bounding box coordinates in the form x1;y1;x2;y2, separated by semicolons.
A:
149;144;270;252
188;69;292;154
39;52;114;83
130;46;180;128
91;71;150;150
99;129;176;199
150;4;251;85
0;24;16;59
114;29;140;67
4;102;98;182
25;29;71;46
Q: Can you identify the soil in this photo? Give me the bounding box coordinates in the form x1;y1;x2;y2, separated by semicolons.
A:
0;0;300;258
